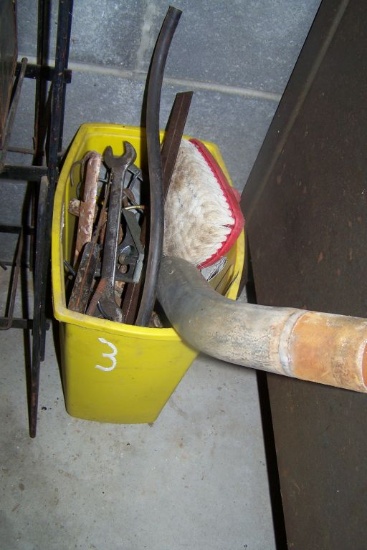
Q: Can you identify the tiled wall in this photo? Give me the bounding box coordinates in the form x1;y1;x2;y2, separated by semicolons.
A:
2;0;321;261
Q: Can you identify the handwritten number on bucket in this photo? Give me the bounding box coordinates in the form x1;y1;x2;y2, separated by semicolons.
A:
96;338;117;371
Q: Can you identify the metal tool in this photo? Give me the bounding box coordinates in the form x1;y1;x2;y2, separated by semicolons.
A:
67;186;107;314
116;208;144;284
87;141;136;322
161;90;193;199
72;151;101;265
122;91;192;325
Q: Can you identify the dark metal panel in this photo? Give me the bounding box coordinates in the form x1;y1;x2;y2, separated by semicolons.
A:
241;0;367;548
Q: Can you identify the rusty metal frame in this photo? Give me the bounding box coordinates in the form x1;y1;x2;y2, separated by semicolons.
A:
0;0;73;437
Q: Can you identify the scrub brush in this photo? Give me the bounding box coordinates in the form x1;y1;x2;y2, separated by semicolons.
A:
163;137;244;268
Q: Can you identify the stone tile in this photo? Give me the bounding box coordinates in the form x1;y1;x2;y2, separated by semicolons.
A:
17;0;321;94
61;71;146;145
165;0;321;93
68;0;143;69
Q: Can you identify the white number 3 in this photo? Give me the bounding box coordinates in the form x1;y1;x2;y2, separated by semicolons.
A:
96;337;117;371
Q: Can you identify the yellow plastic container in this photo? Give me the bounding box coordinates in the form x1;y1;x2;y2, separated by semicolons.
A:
52;123;245;424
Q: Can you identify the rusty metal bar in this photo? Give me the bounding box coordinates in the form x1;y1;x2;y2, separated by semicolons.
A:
161;90;193;198
72;151;101;265
135;6;182;326
15;61;72;84
0;228;24;330
0;165;48;180
158;256;367;393
0;57;28;172
29;0;74;438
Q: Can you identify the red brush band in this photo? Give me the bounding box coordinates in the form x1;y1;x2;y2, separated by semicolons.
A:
189;138;245;268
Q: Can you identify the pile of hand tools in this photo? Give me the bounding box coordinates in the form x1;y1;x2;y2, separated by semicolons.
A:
66;6;192;328
66;141;148;324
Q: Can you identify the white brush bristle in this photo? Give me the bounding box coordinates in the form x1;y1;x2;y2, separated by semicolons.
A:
163;139;235;266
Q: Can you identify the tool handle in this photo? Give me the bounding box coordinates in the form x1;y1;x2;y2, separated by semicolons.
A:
158;256;367;393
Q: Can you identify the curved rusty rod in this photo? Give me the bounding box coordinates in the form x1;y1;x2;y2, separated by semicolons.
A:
157;256;367;393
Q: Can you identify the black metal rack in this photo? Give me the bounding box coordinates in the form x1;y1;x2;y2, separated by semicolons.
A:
0;0;73;437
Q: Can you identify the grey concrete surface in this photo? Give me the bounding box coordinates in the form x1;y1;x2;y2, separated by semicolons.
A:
17;0;321;93
1;0;322;548
1;320;275;550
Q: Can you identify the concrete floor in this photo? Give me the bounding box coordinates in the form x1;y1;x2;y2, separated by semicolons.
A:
0;308;276;549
